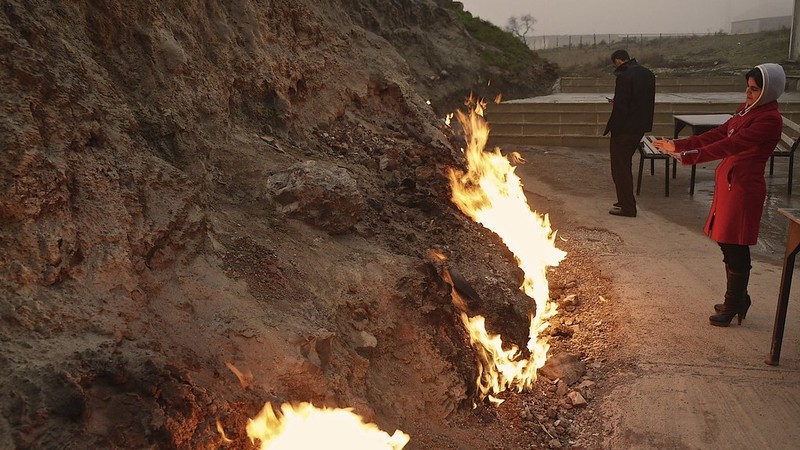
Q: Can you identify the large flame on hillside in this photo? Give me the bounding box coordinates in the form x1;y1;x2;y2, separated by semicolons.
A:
448;99;566;402
246;402;410;450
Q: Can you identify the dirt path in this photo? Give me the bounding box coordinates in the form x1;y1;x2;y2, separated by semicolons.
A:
515;145;800;449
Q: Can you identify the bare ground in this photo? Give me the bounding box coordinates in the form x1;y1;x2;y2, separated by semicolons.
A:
514;144;800;449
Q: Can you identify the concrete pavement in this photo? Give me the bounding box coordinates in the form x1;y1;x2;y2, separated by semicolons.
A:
514;145;800;449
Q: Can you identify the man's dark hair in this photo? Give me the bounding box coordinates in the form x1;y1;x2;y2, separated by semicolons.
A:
745;67;763;88
611;49;630;63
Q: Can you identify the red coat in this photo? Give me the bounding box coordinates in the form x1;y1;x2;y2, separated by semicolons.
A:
676;101;782;245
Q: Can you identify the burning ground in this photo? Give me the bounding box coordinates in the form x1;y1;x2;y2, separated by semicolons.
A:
0;1;624;449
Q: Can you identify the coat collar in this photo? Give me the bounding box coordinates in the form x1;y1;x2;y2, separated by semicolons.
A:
736;99;779;116
614;58;639;75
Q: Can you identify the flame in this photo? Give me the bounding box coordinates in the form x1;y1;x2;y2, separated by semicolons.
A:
246;402;410;450
447;103;566;401
226;362;253;389
216;419;233;443
444;112;454;127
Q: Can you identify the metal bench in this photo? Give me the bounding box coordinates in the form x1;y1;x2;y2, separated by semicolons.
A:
636;135;672;196
640;116;800;198
769;116;800;195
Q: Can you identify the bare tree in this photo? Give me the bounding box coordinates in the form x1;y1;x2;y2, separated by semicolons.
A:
505;14;536;44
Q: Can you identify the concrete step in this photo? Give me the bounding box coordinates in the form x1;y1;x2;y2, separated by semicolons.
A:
561;76;743;94
489;107;746;125
491;121;690;140
486;92;800;147
490;134;609;148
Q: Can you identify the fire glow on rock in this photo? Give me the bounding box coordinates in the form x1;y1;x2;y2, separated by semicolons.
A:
447;100;567;403
232;100;562;447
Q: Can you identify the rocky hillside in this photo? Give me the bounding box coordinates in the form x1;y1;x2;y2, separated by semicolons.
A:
0;1;558;448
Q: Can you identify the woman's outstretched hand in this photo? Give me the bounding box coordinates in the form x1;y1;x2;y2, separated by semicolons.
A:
652;139;675;153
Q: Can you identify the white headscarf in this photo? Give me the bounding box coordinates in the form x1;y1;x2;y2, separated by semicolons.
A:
741;63;785;116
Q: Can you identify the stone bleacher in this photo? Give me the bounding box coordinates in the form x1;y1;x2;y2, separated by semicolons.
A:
486;76;800;148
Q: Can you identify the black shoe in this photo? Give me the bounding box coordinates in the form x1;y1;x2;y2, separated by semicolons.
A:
609;206;636;217
714;294;751;320
709;307;744;327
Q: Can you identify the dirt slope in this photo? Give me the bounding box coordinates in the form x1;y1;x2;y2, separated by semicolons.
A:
0;1;574;449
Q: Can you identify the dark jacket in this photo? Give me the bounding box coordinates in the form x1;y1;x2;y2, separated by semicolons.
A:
675;63;785;245
603;59;656;136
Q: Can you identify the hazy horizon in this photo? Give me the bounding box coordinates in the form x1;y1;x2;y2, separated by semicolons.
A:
457;0;794;35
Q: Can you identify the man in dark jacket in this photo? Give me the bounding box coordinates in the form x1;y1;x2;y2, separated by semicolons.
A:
603;49;656;217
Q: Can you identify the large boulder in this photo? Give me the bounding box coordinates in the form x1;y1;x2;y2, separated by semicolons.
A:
266;160;366;234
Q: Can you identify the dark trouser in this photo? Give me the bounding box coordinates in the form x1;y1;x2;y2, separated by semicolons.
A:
719;243;751;273
609;132;642;212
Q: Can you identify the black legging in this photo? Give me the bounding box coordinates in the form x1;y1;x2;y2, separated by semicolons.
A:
719;243;751;273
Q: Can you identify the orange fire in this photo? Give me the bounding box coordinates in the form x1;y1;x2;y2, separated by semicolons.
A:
447;99;566;402
245;402;410;449
219;364;409;447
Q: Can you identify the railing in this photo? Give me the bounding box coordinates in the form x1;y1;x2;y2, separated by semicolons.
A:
526;32;723;50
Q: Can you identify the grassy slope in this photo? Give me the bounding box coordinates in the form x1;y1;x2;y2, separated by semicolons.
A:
535;29;798;76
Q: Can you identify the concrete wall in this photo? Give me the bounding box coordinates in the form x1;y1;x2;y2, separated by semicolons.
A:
731;16;792;34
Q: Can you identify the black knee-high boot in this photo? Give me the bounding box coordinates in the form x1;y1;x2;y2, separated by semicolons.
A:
709;267;750;327
714;267;752;318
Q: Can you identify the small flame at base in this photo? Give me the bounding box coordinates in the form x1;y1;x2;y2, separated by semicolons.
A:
246;402;410;450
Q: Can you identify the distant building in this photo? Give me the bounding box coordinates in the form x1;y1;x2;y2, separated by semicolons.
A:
731;15;792;34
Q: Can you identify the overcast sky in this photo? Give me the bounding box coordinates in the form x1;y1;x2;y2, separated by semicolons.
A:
458;0;794;35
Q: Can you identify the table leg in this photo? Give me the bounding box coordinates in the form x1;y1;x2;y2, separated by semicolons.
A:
690;166;697;196
673;123;685;185
766;223;800;365
673;122;686;140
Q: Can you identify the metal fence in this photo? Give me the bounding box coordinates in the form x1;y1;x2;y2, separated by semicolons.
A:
526;32;722;50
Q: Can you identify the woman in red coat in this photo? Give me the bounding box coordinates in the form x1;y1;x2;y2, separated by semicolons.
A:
653;63;785;327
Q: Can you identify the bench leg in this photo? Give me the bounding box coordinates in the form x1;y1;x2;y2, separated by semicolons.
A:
637;154;645;195
650;159;655;176
770;155;776;176
690;165;697;196
664;158;670;197
789;155;794;195
672;159;677;179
